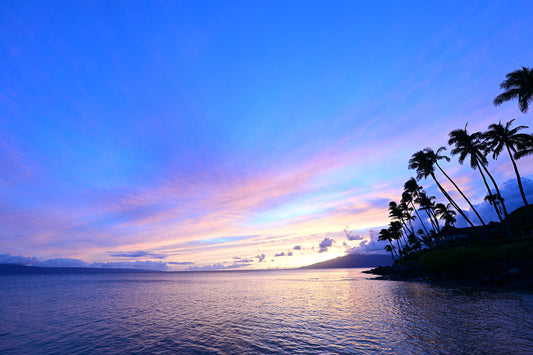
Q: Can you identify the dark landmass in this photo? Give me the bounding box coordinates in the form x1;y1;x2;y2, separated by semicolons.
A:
364;235;533;291
302;253;393;269
0;264;163;275
363;205;533;291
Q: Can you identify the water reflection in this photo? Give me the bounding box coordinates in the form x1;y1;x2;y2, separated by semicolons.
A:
0;270;531;354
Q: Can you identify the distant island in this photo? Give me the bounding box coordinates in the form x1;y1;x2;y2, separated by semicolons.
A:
302;253;393;269
0;264;161;275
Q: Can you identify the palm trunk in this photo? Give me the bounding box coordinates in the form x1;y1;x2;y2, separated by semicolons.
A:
429;208;441;233
409;201;430;236
388;240;399;259
480;162;509;218
507;145;529;206
477;164;504;223
430;173;475;227
435;161;486;226
408;218;415;236
424;208;437;232
493;200;504;222
395;238;402;257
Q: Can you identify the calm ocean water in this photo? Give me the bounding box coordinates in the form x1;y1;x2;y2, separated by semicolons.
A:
1;268;532;354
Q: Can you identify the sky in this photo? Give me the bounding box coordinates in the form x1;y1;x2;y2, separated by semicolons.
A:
1;0;533;270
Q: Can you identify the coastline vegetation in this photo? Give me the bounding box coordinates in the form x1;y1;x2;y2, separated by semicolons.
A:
370;66;533;289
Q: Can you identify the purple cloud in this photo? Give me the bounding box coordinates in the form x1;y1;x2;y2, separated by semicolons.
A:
318;237;335;253
344;227;364;241
345;229;388;255
108;250;167;259
185;262;251;271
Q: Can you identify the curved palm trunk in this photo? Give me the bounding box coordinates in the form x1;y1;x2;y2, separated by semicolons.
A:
435;161;486;226
477;165;504;223
480;163;509;218
492;199;504;222
506;144;529;206
401;220;414;239
395;238;403;257
408;218;415;235
430;172;475;227
424;207;438;233
388;240;399;259
428;207;441;233
399;223;410;247
409;201;430;236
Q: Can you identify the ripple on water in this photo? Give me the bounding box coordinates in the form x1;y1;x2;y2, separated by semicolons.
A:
0;270;532;354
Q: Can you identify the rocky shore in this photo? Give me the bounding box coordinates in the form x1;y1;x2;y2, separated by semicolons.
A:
364;260;533;292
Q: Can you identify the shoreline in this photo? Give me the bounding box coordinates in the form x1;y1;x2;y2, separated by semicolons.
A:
364;263;533;292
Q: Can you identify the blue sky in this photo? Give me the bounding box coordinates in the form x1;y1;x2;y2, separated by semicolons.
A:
1;1;533;270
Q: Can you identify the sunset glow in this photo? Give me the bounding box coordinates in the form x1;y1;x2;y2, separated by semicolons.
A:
1;1;533;270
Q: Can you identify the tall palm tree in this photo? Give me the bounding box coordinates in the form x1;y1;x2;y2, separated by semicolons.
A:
389;221;405;254
424;147;485;226
408;150;476;227
399;201;416;236
493;66;533;113
448;124;509;220
388;201;413;245
484;119;530;206
402;179;431;235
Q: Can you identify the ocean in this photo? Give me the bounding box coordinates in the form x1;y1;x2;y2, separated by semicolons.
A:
1;268;532;354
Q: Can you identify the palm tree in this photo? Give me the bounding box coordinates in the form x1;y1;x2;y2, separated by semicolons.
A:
408;150;476;227
388;201;414;237
434;203;457;227
384;244;396;260
389;221;405;255
399;201;416;237
484;119;530;206
484;194;504;223
448;124;509;220
415;192;441;233
493;66;533;113
407;233;422;251
379;229;398;259
417;229;434;248
424;147;485;226
402;179;431;235
515;134;533;159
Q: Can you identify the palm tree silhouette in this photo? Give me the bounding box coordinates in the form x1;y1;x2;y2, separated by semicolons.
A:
408;150;476;227
484;119;530;206
435;203;457;227
379;228;398;259
493;66;533;113
484;194;504;223
415;192;440;233
388;201;415;238
424;147;485;226
448;124;509;220
402;179;431;235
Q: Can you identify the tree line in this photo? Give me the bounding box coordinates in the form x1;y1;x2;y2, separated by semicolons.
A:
379;66;533;260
